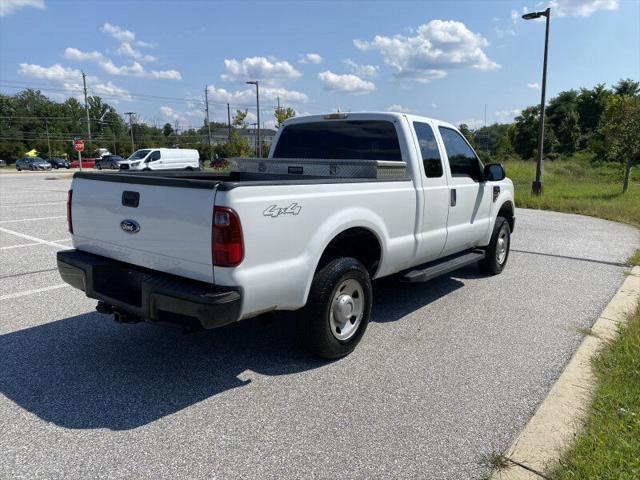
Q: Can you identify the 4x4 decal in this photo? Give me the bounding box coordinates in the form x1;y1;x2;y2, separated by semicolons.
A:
263;203;302;218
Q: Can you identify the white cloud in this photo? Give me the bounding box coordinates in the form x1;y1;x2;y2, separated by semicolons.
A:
101;22;135;43
495;109;522;122
510;9;519;23
207;85;309;105
92;81;133;101
116;43;156;62
549;0;618;17
354;19;499;83
299;53;324;64
0;0;45;16
527;82;541;90
431;103;438;109
387;104;411;113
456;118;485;129
342;59;379;78
18;63;81;83
159;106;203;126
317;71;376;94
17;63;131;101
64;47;181;80
221;57;301;82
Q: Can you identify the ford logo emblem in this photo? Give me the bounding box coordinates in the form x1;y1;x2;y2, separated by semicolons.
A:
120;219;140;234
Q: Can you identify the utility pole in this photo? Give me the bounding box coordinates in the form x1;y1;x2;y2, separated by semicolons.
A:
204;86;212;158
523;7;551;195
82;71;92;154
484;104;488;153
45;119;52;159
246;80;260;157
125;112;136;153
227;103;232;142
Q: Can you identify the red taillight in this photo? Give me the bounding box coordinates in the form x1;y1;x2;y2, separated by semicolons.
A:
67;189;73;234
212;206;244;267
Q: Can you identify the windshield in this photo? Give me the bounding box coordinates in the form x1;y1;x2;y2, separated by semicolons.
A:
273;120;402;161
128;149;151;160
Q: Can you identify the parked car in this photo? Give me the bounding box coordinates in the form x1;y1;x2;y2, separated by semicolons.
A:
59;112;515;359
0;159;7;167
15;157;52;171
96;155;124;170
48;157;70;169
118;148;200;171
69;157;96;168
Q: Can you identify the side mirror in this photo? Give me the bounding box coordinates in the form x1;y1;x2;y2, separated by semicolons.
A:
484;163;505;182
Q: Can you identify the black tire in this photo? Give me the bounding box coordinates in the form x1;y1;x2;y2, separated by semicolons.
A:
479;216;511;275
301;257;372;359
97;165;102;170
16;167;21;171
185;166;194;171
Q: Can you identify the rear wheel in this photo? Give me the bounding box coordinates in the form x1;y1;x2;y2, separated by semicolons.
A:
97;165;102;170
479;216;511;275
301;257;372;359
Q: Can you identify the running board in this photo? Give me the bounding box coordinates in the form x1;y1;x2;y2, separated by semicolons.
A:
402;249;486;283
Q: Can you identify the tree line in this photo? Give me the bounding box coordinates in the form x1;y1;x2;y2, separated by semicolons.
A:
0;89;297;161
1;79;638;188
459;78;639;190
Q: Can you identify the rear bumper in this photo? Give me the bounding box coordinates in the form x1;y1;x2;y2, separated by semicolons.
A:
57;250;241;330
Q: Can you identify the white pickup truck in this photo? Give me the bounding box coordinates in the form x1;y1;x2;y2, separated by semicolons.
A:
58;112;515;359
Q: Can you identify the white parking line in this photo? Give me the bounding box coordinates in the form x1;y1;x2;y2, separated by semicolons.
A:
0;284;70;301
0;238;71;250
0;227;70;249
0;215;66;224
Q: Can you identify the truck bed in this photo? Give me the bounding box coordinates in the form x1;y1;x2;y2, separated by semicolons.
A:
73;157;410;190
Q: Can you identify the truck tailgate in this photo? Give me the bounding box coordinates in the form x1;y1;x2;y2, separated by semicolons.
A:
71;177;216;283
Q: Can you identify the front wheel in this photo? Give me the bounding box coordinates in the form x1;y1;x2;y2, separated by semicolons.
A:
301;257;372;359
479;216;511;275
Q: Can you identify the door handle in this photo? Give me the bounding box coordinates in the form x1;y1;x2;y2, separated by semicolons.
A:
450;189;457;207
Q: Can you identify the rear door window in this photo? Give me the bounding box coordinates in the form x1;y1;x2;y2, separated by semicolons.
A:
413;122;443;178
438;127;483;180
273;120;402;161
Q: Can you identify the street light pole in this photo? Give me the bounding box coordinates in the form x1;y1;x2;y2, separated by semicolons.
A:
523;7;551;195
246;80;260;157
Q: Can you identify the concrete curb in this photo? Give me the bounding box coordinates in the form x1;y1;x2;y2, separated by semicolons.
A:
491;266;640;480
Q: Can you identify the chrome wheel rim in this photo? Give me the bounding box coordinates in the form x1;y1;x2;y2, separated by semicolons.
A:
496;226;509;265
329;279;364;341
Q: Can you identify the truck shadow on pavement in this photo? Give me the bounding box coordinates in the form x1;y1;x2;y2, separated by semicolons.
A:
0;271;469;431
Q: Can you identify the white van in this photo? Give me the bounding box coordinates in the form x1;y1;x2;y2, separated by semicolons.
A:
120;148;200;171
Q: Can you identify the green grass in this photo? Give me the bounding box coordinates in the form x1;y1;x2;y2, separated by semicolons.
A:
629;249;640;267
551;305;640;480
503;154;640;228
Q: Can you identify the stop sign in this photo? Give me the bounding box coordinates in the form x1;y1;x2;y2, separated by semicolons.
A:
74;140;84;152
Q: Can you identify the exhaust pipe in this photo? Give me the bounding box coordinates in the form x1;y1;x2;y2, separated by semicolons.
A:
96;302;141;324
113;310;141;324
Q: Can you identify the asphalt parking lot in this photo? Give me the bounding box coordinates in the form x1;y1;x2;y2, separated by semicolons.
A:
1;171;639;479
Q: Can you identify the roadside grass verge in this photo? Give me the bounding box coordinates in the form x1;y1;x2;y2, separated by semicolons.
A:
551;304;640;480
629;249;640;267
503;155;640;228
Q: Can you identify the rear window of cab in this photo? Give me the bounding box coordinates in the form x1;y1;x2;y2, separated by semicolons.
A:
273;120;402;161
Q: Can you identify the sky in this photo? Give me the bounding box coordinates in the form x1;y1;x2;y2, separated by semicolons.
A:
0;0;638;130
